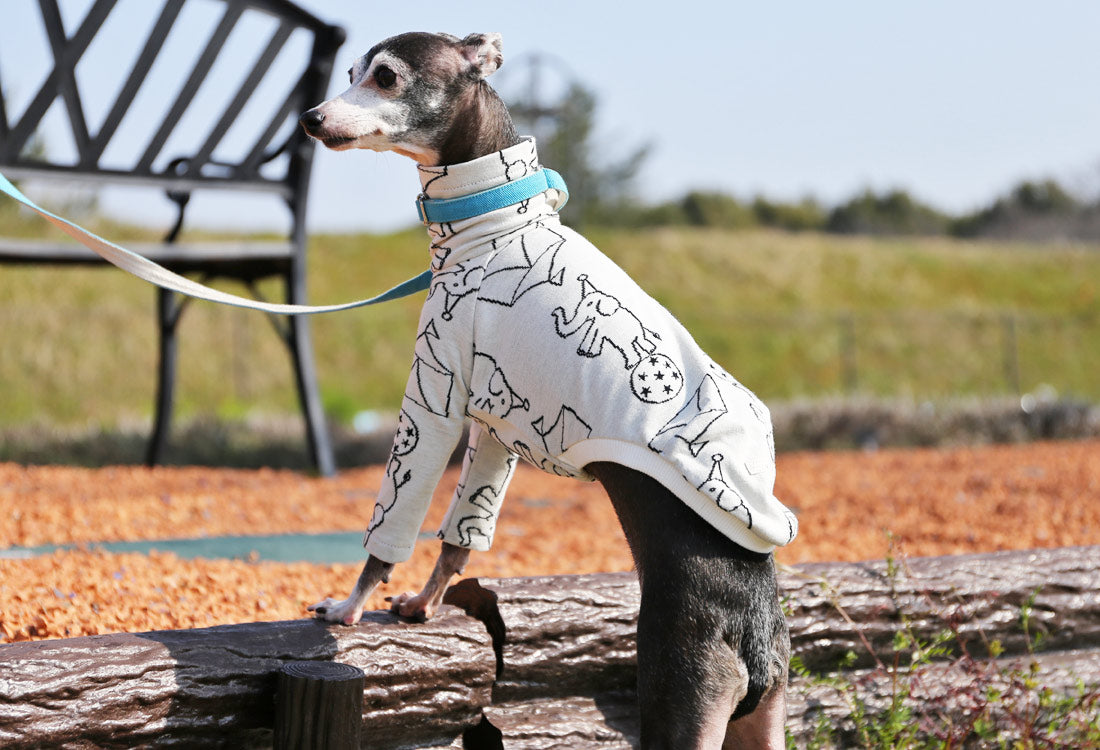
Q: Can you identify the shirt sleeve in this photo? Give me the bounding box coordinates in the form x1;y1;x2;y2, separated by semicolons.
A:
437;421;519;552
363;264;480;563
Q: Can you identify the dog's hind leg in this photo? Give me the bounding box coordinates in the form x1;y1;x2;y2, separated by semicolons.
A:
723;679;788;748
586;462;789;750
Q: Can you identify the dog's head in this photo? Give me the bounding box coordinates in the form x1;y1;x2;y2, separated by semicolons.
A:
299;32;504;164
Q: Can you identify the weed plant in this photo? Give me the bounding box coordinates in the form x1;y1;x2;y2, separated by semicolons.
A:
786;539;1100;748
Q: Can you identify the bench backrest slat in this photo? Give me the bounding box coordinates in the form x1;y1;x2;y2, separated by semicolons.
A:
1;0;344;198
88;0;186;165
135;2;246;175
6;0;114;165
242;72;305;176
184;20;295;180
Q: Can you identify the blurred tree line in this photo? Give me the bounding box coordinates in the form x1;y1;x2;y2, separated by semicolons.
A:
537;83;1100;241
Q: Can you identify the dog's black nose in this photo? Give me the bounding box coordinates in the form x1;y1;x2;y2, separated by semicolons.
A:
299;109;325;134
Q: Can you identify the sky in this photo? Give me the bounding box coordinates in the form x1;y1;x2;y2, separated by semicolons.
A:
2;0;1099;234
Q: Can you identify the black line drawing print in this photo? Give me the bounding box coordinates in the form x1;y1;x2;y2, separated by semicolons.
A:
532;404;593;455
479;225;568;307
366;451;414;539
539;457;586;478
471;352;531;418
391;409;420;456
447;443;479;515
630;353;684;404
427;221;454;271
698;453;752;528
500;149;537;181
648;373;728;457
552;274;660;370
707;361;768;424
406;320;454;417
510;439;586;478
419;164;449;194
428;260;480;320
511;440;538;466
451;453;519;547
782;509;796;545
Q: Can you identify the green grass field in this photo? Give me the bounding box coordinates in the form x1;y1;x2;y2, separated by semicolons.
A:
2;215;1098;427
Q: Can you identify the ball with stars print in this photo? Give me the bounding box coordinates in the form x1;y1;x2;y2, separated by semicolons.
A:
630;354;684;404
392;409;420;455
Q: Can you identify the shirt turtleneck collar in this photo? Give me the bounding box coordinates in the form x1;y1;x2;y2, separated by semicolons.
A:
416;138;566;270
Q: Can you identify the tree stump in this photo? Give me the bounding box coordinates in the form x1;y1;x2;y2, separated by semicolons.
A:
274;661;364;750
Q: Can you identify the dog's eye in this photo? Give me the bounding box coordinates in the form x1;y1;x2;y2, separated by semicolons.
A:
374;65;397;89
347;67;354;84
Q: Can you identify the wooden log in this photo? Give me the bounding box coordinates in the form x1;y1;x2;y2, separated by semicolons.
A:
447;573;640;702
783;545;1100;671
0;606;494;749
482;691;639;749
451;545;1100;701
786;647;1100;745
471;649;1100;747
274;661;364;750
2;547;1097;747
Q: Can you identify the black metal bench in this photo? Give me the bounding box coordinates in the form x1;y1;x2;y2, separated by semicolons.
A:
0;0;345;475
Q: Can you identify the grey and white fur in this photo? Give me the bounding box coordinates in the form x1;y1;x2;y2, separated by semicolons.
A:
299;31;790;749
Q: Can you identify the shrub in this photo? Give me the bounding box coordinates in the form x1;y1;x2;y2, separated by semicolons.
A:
826;189;951;236
679;190;758;229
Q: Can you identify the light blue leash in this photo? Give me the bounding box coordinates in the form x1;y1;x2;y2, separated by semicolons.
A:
0;166;567;315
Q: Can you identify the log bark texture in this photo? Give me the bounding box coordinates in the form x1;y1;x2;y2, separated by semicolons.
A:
786;648;1100;745
455;573;640;702
0;606;493;749
463;545;1100;701
481;692;639;749
783;545;1100;671
1;546;1098;748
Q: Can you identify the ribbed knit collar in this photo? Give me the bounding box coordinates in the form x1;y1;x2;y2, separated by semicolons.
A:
417;138;566;270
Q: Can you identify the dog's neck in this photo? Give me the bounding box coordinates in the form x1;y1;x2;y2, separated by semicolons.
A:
431;82;520;166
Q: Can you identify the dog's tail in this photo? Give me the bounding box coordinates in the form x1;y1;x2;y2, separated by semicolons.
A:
729;562;788;721
730;628;771;719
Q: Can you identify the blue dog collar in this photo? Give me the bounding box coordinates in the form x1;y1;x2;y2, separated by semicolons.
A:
416;168;569;225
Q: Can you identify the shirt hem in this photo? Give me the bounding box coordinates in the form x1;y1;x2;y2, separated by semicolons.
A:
560;438;779;554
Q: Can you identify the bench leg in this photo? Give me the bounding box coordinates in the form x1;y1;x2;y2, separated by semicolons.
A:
146;287;181;467
284;260;335;476
287;312;335;477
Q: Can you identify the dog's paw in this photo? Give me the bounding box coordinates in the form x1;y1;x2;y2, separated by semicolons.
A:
308;596;363;626
386;592;434;622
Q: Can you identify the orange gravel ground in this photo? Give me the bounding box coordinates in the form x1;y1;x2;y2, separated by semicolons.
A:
1;439;1098;643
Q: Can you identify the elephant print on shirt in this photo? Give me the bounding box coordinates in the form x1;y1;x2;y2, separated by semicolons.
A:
552;274;660;370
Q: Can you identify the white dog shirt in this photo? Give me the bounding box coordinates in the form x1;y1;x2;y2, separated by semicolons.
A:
364;138;798;563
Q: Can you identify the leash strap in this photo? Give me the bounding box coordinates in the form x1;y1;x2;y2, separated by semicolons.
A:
416;168;568;224
0;169;431;315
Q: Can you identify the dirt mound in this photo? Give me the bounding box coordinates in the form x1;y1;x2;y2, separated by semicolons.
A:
2;440;1097;642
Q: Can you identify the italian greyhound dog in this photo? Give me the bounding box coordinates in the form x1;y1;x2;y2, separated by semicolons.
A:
299;32;791;749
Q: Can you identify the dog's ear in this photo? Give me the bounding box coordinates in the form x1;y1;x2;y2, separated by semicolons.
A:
459;33;503;79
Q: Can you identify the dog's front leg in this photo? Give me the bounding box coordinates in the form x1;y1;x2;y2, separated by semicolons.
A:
388;541;470;622
309;555;395;625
